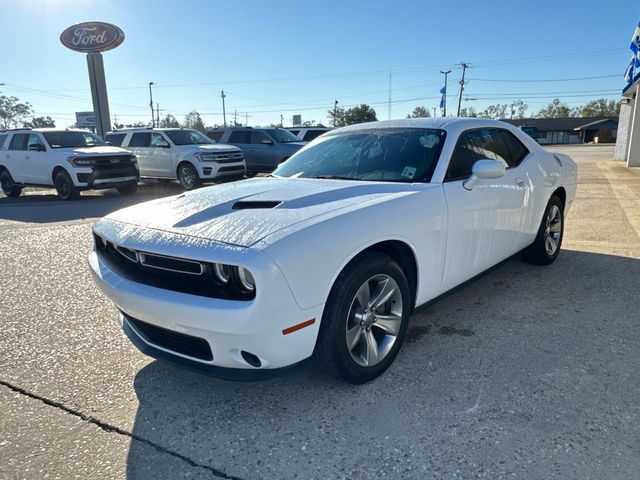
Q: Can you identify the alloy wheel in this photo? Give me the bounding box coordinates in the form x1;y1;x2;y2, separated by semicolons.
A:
180;166;196;189
544;204;562;256
346;274;403;367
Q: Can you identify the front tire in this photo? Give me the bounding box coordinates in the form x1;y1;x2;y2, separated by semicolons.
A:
0;170;23;197
178;163;201;190
523;195;564;265
54;170;79;200
314;252;411;384
117;182;138;196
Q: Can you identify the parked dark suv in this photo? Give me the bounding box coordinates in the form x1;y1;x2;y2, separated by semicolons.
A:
207;127;305;174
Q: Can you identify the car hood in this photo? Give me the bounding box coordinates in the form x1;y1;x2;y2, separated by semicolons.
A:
67;146;132;156
103;178;425;247
194;144;242;152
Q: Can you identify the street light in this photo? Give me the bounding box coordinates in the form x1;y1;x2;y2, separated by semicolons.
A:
148;82;155;127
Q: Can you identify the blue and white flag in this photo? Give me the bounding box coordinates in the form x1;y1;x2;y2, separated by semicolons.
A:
625;57;635;84
630;22;640;69
439;86;446;110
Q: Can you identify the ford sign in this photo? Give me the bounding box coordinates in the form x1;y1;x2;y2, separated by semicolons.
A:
60;22;124;53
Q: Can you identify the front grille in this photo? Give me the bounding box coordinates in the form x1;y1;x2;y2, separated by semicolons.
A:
218;165;245;173
94;234;255;301
126;315;213;361
212;152;244;164
84;155;135;166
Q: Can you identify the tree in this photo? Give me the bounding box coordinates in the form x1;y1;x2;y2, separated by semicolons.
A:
160;114;180;128
124;121;147;128
327;106;346;127
536;99;572;118
576;98;620;117
344;104;377;125
510;100;528;119
183;111;206;132
0;95;32;129
407;106;431;118
23;116;55;128
458;107;478;117
478;103;509;119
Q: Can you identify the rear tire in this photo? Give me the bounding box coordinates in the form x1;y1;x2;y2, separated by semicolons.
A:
314;252;410;384
54;170;79;200
523;195;564;265
117;182;138;196
178;163;201;190
0;170;23;197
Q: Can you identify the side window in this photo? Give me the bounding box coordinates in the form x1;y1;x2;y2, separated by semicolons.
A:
130;132;151;147
304;130;324;142
229;131;250;143
499;130;529;167
446;129;517;181
289;129;300;136
27;134;45;150
105;133;126;146
8;133;29;151
250;131;270;144
0;134;7;149
150;132;167;147
207;131;224;142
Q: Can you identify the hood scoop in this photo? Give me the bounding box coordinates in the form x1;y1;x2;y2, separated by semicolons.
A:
232;200;282;210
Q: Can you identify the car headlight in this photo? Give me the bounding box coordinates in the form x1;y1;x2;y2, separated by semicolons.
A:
236;267;255;292
67;156;96;167
194;152;216;162
212;263;256;293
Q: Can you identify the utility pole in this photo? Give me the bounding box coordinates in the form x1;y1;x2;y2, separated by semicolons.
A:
432;107;437;118
388;65;392;120
148;82;155;127
156;102;160;127
440;70;451;117
456;63;469;117
333;100;339;127
234;109;237;126
280;114;284;127
245;112;248;127
221;90;227;127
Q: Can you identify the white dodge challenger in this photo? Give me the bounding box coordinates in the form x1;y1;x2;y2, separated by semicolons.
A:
89;118;577;384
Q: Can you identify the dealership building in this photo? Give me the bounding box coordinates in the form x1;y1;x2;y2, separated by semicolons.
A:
614;22;640;167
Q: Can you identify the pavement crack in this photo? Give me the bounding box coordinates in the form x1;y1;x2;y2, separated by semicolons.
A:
0;379;244;480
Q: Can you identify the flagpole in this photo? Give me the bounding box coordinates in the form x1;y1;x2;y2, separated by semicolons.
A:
440;70;451;117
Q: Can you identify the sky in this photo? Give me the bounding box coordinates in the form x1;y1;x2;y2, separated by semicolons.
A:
0;0;638;128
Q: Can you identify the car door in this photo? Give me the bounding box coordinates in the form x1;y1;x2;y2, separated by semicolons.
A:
25;133;49;184
128;132;152;176
441;128;530;291
248;130;277;172
227;131;254;169
148;132;173;177
6;133;30;183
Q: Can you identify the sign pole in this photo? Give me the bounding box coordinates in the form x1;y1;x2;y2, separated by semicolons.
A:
86;52;112;138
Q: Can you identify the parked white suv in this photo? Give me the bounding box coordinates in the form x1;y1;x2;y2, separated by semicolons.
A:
0;128;139;200
105;128;246;190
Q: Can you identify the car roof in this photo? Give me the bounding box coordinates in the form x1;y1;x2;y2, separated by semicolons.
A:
0;128;89;133
106;127;196;133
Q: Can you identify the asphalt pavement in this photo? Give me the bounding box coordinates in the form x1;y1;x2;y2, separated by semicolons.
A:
1;145;639;479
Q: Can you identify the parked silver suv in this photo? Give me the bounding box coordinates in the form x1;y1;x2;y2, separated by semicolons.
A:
106;128;245;190
207;127;305;174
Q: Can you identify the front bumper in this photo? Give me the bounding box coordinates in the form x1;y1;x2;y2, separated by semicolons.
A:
198;162;246;179
88;236;323;372
75;163;140;188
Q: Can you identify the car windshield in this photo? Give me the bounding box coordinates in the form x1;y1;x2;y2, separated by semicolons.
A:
273;128;446;183
43;131;106;148
263;128;300;143
165;129;213;145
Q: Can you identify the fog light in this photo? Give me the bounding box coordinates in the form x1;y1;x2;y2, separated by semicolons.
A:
213;263;231;284
236;267;255;292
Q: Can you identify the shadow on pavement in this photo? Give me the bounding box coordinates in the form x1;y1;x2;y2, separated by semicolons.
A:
0;182;184;224
124;250;640;479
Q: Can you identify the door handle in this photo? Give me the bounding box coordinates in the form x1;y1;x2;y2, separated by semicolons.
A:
515;177;525;187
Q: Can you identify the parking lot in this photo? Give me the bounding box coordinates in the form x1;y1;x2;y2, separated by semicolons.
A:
1;145;639;479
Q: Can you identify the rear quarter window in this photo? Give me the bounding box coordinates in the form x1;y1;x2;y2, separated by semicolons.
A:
105;133;127;146
207;131;224;142
0;134;7;149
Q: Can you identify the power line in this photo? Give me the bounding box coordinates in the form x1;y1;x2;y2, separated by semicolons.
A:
468;74;619;83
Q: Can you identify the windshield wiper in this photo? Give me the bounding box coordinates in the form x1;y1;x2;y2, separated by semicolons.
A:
308;175;360;180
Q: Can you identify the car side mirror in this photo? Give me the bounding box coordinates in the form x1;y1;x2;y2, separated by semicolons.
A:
156;140;170;148
463;159;506;191
28;143;45;152
261;139;273;145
